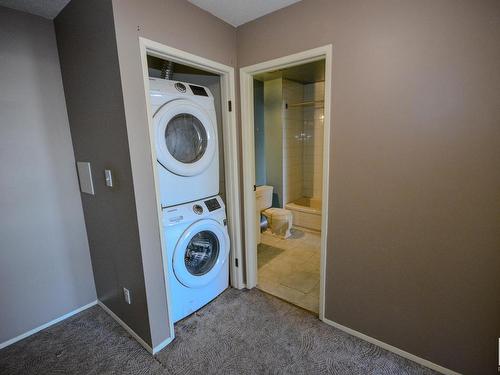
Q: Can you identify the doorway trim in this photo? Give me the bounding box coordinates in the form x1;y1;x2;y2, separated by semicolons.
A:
138;38;244;346
239;45;332;320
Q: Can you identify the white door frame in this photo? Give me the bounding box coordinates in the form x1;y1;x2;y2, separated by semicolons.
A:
138;38;244;339
240;45;332;320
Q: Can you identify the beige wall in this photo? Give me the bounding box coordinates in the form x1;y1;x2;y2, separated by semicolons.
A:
237;0;500;373
111;0;237;347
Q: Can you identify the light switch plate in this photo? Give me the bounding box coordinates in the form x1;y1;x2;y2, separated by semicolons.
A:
104;169;113;187
123;288;131;304
76;162;94;195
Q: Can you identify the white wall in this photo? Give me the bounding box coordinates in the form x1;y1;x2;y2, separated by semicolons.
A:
263;78;284;207
283;79;304;204
0;7;96;344
253;80;266;186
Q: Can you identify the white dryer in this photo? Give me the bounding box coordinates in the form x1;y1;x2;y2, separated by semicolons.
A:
150;78;219;207
163;195;229;323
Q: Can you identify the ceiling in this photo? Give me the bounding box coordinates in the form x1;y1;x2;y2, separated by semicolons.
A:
187;0;302;27
254;60;325;84
0;0;302;25
0;0;70;19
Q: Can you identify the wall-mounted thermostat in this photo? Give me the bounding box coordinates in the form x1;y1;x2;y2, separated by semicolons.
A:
76;161;94;195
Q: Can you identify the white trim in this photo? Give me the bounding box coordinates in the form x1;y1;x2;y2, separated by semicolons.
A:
138;38;243;349
152;335;175;354
322;318;461;375
219;67;244;291
319;46;332;321
239;45;333;320
138;38;176;350
239;69;257;288
0;300;97;350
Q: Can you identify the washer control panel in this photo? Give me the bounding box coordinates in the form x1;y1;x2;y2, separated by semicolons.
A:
189;84;208;96
193;204;204;215
174;82;186;92
204;198;221;212
162;195;225;227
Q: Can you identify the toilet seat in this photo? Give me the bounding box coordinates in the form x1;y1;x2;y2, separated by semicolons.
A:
263;208;293;239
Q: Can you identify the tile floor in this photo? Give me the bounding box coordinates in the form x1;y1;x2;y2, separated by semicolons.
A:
257;228;321;313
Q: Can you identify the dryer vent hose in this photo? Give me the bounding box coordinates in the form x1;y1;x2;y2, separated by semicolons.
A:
161;61;174;80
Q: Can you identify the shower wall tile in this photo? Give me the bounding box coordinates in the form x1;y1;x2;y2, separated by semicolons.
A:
262;79;324;207
303;82;324;199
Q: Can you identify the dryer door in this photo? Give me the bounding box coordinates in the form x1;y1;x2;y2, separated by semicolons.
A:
172;219;229;288
154;99;217;177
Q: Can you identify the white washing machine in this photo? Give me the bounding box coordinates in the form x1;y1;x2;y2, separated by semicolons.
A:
150;78;219;207
163;195;229;323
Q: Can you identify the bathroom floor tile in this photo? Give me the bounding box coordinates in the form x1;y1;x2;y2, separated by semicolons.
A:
257;229;321;314
278;270;318;294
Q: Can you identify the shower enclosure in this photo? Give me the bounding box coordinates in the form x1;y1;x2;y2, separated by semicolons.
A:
255;75;325;232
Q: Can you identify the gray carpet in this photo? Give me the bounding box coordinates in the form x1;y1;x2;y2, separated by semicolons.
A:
0;288;437;374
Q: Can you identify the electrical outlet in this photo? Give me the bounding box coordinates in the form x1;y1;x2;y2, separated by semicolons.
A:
123;288;131;304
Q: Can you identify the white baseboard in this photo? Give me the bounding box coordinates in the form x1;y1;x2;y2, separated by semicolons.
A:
0;300;97;350
152;335;174;354
321;318;461;375
97;301;173;354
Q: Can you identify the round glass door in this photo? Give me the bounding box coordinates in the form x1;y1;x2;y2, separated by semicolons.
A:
184;230;219;276
155;99;217;177
172;219;229;288
165;114;208;164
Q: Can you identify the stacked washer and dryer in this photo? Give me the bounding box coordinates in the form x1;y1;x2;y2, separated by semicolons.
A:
150;78;229;323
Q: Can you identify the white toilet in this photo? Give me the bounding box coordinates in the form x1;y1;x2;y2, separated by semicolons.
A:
255;185;293;243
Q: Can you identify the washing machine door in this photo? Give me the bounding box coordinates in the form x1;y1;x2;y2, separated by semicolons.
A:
154;99;217;177
172;219;229;288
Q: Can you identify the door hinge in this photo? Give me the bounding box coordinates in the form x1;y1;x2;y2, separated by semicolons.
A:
253;184;256;192
228;100;232;112
235;258;239;267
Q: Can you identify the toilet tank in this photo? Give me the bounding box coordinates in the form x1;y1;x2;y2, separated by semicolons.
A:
255;185;273;211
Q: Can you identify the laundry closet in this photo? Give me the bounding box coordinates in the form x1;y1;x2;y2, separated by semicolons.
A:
146;56;230;323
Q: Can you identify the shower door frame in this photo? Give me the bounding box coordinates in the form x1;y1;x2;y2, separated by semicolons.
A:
239;45;333;320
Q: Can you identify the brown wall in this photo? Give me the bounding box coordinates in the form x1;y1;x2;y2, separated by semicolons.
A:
55;0;152;345
237;0;500;374
111;0;237;347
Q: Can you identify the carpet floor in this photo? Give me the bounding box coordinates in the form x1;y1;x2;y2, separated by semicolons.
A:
0;288;437;374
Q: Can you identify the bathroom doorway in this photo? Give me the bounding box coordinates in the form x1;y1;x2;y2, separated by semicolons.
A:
240;46;332;319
